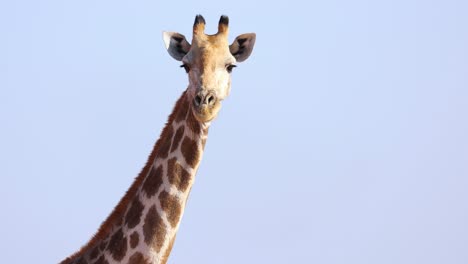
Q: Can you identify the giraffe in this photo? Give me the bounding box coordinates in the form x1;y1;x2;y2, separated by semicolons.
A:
60;15;255;264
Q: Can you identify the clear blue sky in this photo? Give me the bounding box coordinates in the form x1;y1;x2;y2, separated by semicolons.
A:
1;0;468;263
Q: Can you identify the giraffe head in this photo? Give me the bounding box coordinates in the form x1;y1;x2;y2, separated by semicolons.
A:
163;15;256;122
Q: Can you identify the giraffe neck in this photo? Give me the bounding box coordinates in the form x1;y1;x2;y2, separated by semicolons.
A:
61;90;210;264
137;91;209;263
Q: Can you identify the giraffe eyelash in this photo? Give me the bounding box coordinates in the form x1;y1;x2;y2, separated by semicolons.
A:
226;64;237;73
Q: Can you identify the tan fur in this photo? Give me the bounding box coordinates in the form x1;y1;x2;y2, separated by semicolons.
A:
183;21;236;123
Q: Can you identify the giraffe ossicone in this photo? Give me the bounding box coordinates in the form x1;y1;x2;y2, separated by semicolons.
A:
60;15;255;264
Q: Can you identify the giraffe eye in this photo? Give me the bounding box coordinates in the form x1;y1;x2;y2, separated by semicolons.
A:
180;64;190;73
226;64;237;73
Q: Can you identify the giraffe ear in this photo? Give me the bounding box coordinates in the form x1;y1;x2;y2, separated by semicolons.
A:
163;31;191;61
229;33;256;62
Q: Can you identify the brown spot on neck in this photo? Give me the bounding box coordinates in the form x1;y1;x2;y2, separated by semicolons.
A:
181;136;200;168
141;165;164;198
129;232;139;249
125;198;144;229
167;158;191;192
143;205;166;252
175;95;189;123
186;109;202;134
89;246;99;261
159;190;182;228
157;124;173;159
128;252;150;264
107;228;127;261
99;241;107;251
170;126;185;153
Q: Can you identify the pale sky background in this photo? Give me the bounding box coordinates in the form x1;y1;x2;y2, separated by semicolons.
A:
1;0;468;263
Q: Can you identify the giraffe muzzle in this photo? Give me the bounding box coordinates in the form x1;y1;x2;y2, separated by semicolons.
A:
192;90;221;122
193;90;217;108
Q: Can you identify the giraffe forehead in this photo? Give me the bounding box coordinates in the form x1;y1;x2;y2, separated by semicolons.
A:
192;35;230;56
188;43;233;69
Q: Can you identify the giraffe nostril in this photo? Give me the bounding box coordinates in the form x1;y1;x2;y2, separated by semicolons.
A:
194;94;202;106
206;94;215;105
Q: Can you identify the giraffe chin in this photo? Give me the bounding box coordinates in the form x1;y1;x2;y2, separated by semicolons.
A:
192;103;221;123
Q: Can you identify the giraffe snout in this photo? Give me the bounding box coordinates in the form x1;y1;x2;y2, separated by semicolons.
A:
193;90;217;108
191;90;221;122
